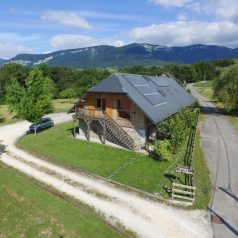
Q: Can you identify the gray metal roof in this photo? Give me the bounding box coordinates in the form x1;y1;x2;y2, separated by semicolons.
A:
75;73;196;124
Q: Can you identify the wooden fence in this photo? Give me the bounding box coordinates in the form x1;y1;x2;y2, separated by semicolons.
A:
172;183;196;205
172;108;199;205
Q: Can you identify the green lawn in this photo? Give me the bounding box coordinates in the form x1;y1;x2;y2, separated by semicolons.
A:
0;164;126;238
198;87;238;131
18;122;186;198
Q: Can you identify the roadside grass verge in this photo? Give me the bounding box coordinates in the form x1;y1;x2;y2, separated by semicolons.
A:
192;128;212;209
17;122;186;198
0;163;126;238
194;80;214;87
197;87;238;131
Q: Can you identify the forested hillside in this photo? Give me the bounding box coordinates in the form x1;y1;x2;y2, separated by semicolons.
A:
0;58;236;104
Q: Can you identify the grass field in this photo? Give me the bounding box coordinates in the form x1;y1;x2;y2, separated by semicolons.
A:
0;104;18;125
52;98;77;113
198;87;238;131
0;163;127;238
18;122;188;198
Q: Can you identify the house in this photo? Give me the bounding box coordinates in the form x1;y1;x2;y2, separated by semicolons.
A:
69;73;195;150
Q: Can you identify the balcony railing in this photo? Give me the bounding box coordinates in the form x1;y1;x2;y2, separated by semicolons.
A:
74;107;105;119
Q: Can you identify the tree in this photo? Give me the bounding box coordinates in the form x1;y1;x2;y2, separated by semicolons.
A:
6;68;54;133
0;63;30;101
214;64;238;111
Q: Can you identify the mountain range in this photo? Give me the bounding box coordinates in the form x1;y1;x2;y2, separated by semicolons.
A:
0;58;6;64
1;43;238;68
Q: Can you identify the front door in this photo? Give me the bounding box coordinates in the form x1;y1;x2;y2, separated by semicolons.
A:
96;98;106;110
102;99;106;111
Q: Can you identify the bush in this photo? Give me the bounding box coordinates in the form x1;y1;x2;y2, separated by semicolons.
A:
156;109;197;153
59;88;77;99
214;64;238;112
154;140;172;161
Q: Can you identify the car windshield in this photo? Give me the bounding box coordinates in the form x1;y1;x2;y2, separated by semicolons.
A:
40;118;49;123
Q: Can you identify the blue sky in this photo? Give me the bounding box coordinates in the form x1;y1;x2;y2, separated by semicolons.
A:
1;0;238;58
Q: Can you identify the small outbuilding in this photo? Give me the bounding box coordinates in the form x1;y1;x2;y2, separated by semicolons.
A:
69;73;195;150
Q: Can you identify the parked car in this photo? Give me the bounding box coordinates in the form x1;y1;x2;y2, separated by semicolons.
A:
29;117;54;133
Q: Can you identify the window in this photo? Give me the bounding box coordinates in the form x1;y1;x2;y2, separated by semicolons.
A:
96;98;106;110
96;99;101;108
117;98;130;119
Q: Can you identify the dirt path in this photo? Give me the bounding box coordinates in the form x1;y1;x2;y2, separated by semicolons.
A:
190;86;238;238
0;113;212;238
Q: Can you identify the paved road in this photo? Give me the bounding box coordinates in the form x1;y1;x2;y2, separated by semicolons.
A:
0;113;212;238
191;86;238;238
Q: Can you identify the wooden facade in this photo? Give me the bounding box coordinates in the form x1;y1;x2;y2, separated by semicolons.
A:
76;92;149;130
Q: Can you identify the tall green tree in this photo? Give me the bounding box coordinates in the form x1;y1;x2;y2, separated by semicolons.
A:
6;68;54;131
214;64;238;111
0;63;30;101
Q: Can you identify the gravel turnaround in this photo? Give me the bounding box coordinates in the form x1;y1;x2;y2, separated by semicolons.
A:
0;113;212;238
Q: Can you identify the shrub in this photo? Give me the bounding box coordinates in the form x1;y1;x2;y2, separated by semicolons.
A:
154;139;172;161
156;109;197;153
59;88;77;99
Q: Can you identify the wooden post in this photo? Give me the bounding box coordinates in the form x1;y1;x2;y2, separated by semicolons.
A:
87;119;90;141
102;121;106;144
78;119;80;135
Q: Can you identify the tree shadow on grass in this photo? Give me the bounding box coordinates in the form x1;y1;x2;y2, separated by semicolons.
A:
0;117;5;123
163;173;177;197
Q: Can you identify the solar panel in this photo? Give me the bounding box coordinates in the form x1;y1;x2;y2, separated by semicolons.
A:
136;85;157;95
150;77;169;87
144;93;166;106
158;89;167;97
125;75;149;86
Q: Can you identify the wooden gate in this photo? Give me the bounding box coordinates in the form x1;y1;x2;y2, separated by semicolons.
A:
172;183;196;205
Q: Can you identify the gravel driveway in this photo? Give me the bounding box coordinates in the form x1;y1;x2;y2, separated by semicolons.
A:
0;113;212;238
190;86;238;238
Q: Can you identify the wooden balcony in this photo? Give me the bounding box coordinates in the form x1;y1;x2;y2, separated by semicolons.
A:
73;108;106;120
73;107;134;128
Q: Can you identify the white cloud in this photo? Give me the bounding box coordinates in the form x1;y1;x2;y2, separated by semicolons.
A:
50;34;98;49
41;11;91;29
149;0;192;8
50;34;125;49
204;0;238;22
0;43;33;59
177;14;187;21
129;21;238;47
108;40;125;47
